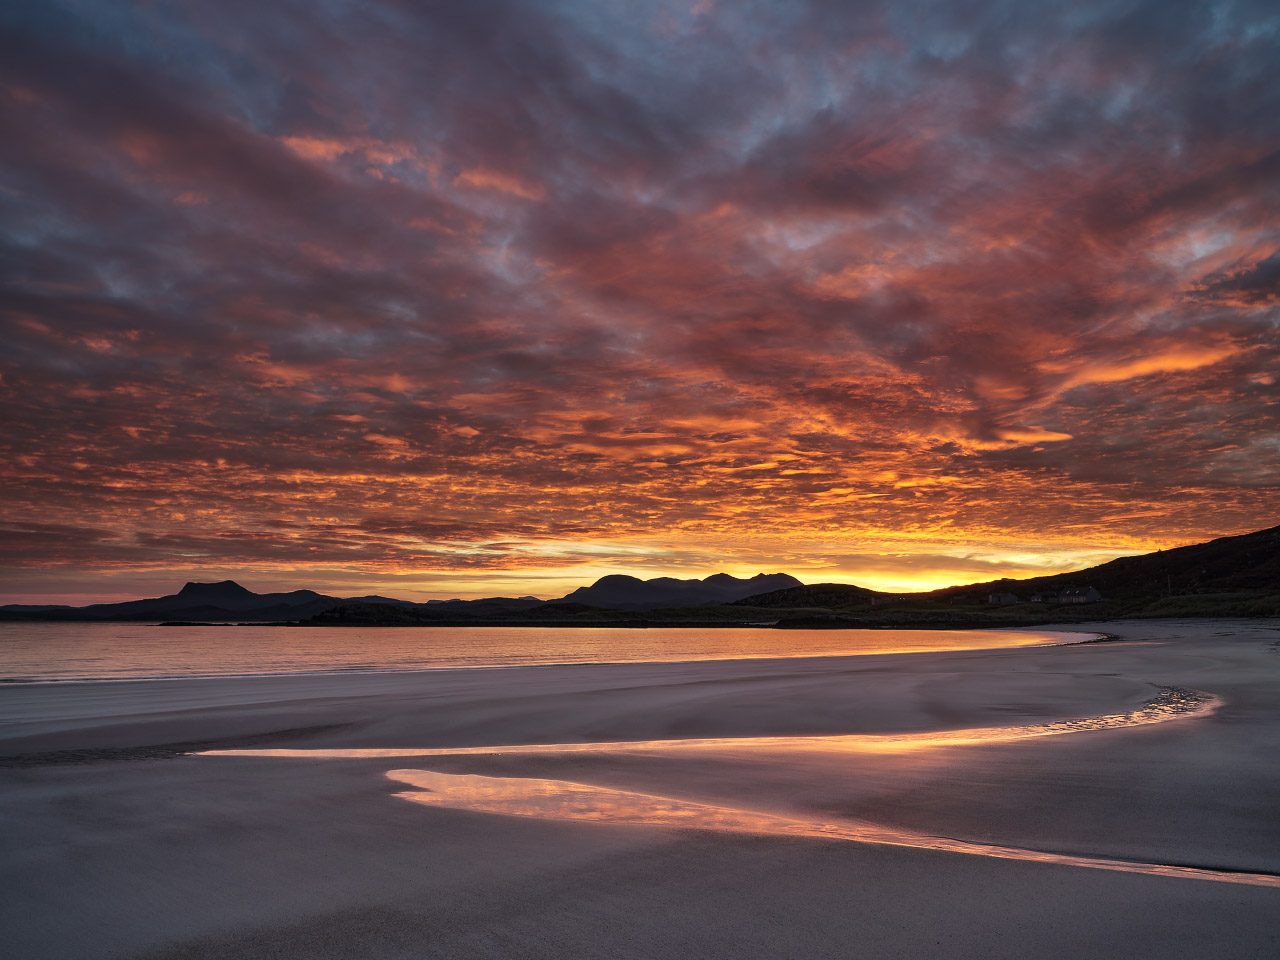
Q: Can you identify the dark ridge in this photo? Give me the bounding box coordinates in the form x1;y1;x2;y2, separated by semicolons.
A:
732;583;882;608
929;523;1280;605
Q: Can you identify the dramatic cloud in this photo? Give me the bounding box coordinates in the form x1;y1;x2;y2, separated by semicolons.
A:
1;0;1277;599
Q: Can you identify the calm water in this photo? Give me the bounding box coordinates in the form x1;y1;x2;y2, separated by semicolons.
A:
0;622;1081;683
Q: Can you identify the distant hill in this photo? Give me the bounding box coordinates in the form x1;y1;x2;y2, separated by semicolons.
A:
165;580;329;612
730;524;1280;622
929;523;1280;606
554;572;803;610
0;580;350;622
730;583;883;608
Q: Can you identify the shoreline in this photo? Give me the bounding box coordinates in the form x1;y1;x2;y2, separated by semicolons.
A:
0;626;1094;688
6;610;1272;629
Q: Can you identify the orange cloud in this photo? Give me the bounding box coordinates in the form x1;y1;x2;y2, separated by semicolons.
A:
1058;345;1241;388
453;166;546;201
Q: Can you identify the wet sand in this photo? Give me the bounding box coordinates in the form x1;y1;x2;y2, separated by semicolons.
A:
3;618;1280;958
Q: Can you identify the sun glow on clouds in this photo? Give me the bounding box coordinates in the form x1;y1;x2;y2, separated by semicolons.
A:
453;167;546;202
0;1;1278;602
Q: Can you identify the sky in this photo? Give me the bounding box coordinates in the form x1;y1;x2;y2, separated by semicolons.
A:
1;0;1277;604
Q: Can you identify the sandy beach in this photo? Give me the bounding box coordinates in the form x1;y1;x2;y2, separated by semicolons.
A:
3;618;1280;959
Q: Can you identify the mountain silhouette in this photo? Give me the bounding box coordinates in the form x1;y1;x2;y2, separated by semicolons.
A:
555;572;803;610
0;581;555;622
0;581;347;622
176;580;255;601
171;580;329;611
3;523;1274;623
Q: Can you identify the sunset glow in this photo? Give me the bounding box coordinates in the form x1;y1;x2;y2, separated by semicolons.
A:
2;1;1277;602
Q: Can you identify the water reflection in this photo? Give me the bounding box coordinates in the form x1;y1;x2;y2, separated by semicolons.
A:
387;768;1280;889
0;623;1064;683
201;686;1218;760
199;685;1279;888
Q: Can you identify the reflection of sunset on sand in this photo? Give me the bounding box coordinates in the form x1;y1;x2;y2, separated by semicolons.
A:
210;684;1280;889
385;768;1280;890
201;684;1218;759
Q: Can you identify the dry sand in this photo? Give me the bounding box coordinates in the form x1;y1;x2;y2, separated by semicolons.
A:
3;618;1280;959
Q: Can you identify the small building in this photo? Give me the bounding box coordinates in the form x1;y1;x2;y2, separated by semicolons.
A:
1029;591;1059;603
1060;586;1102;604
988;592;1020;605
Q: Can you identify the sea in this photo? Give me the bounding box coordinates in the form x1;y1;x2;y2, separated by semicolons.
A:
0;622;1083;684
